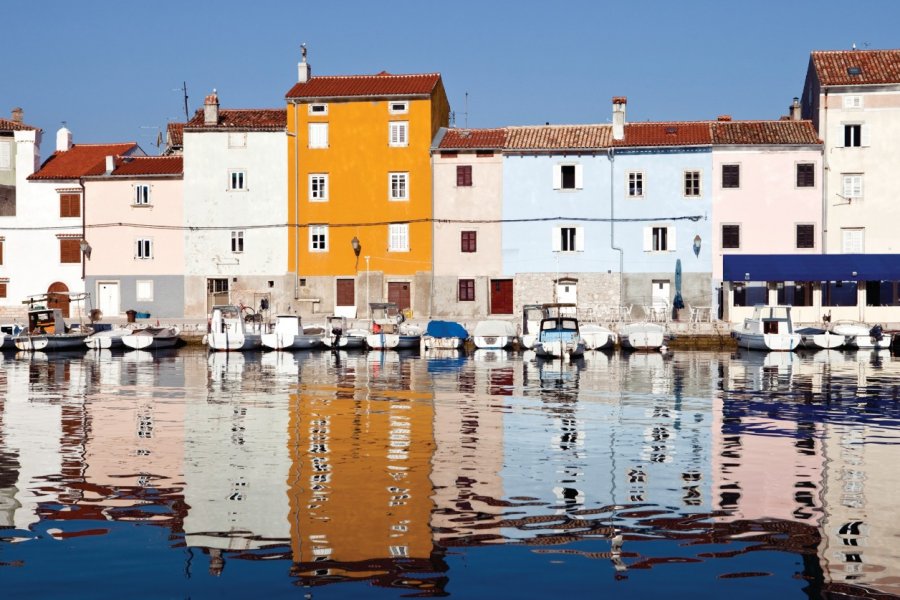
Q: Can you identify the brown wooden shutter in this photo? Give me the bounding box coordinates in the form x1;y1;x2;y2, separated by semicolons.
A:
456;165;472;186
722;225;740;249
722;165;740;189
60;239;81;263
59;194;81;218
796;164;815;188
0;283;6;298
796;224;815;249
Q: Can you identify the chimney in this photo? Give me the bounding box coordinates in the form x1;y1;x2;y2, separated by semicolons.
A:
204;89;219;126
717;115;732;122
612;96;626;141
298;43;311;83
790;97;801;121
11;107;23;123
105;155;115;175
56;125;72;152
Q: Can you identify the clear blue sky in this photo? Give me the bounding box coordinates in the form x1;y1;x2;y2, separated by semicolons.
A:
8;0;899;154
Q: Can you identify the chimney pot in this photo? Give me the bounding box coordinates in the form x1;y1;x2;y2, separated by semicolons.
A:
56;126;72;152
204;89;219;126
11;107;23;123
717;115;732;122
790;97;802;121
298;44;311;83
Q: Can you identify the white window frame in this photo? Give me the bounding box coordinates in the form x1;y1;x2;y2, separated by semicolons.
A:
627;171;644;198
843;122;864;147
388;223;409;252
0;140;10;170
309;225;328;252
309;122;329;149
552;226;584;252
552;163;583;190
842;174;863;200
684;170;701;197
134;184;151;205
389;172;409;201
227;132;247;148
231;230;244;253
135;238;153;260
843;95;863;109
308;103;328;115
389;121;408;147
309;174;329;201
136;280;154;302
643;226;676;252
389;101;409;114
228;169;247;191
841;228;865;253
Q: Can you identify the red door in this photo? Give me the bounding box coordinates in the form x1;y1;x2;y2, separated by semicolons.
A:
336;279;355;307
490;279;513;314
388;282;411;311
47;282;70;318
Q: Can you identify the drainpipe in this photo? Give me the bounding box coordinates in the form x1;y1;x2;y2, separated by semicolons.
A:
821;89;828;254
429;149;435;318
609;149;624;304
292;100;300;300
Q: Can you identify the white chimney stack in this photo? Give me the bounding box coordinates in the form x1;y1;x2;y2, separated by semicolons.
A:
11;107;23;123
204;89;219;126
105;155;115;174
790;97;801;121
56;125;72;152
298;43;311;83
612;97;627;141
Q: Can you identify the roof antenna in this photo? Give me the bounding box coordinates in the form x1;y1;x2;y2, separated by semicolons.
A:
173;82;189;121
464;91;469;129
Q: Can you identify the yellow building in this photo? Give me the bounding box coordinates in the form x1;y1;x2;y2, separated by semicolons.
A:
286;52;450;317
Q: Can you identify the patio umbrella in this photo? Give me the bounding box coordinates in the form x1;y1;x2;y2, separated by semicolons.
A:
673;258;685;310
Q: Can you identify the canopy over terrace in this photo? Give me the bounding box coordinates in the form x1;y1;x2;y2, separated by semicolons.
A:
722;255;900;325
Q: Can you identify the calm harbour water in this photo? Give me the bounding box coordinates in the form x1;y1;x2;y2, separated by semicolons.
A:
1;346;899;599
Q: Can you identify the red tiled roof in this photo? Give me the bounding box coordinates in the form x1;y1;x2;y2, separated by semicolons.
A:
712;120;822;145
28;143;138;180
438;128;507;149
505;125;612;150
111;156;183;177
811;49;900;86
167;122;184;147
0;118;39;132
286;72;441;99
184;108;286;131
612;122;713;147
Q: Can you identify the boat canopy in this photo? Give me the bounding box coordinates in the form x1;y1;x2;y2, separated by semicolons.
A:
724;254;900;282
473;320;516;337
426;320;469;339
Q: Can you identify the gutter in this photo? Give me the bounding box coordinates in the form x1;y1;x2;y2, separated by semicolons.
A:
821;88;829;253
291;100;300;300
609;148;624;304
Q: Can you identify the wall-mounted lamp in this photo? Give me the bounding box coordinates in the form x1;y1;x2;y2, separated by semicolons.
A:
851;271;858;277
351;236;361;271
692;235;701;258
744;272;750;281
79;239;92;260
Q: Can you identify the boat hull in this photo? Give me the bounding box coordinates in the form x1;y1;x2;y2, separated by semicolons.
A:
735;332;800;351
15;334;89;352
534;339;586;360
473;335;512;349
260;333;323;351
619;324;665;351
122;328;180;350
367;332;400;350
204;332;262;352
423;336;464;350
798;331;845;350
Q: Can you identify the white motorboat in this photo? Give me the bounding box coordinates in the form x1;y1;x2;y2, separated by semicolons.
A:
14;294;91;352
472;319;516;349
423;320;468;350
519;304;546;349
204;305;262;351
619;322;666;351
578;323;617;351
732;305;800;351
533;314;586;360
261;315;324;350
1;324;24;351
85;327;134;350
322;315;367;349
831;320;889;349
796;326;846;350
366;303;421;350
121;326;181;350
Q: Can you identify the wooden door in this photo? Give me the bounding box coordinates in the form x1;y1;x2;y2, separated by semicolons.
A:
388;281;411;311
336;279;355;306
47;282;70;318
490;279;513;315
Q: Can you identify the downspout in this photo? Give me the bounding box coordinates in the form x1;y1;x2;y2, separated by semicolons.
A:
293;100;300;300
609;148;624;304
80;177;86;282
429;149;435;318
821;88;828;254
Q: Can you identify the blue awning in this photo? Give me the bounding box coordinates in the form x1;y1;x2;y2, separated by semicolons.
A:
724;254;900;282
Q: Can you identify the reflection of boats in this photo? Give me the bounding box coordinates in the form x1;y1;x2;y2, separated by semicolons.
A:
473;319;516;349
260;315;324;350
797;326;845;350
732;305;800;351
366;303;421;350
832;320;889;350
322;315;367;349
577;323;616;351
533;313;585;360
423;320;468;350
121;326;181;350
473;348;508;362
204;305;262;351
520;304;546;349
619;322;665;351
14;295;91;352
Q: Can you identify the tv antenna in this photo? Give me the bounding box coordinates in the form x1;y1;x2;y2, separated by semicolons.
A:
464;91;469;128
173;81;189;121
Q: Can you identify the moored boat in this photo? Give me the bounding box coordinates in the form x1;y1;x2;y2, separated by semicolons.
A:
796;326;845;350
732;305;800;351
322;315;367;349
472;319;516;349
121;326;181;350
85;327;134;350
831;320;889;350
519;304;546;349
533;314;585;360
619;322;666;351
14;294;92;352
204;305;262;351
423;320;468;350
260;315;324;350
366;303;421;350
578;322;617;351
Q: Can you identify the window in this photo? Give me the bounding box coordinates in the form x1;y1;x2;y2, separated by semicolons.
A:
644;226;675;252
842;228;864;253
722;164;740;188
553;164;582;190
229;170;246;191
60;193;80;218
134;184;150;205
308;103;328;115
136;280;154;302
458;279;475;301
627;172;644;197
309;225;328;252
844;124;862;147
843;95;863;109
0;140;10;170
231;230;244;253
722;224;741;249
796;224;815;249
389;101;408;114
389;121;408;147
552;226;583;252
456;165;472;187
389;223;409;252
0;281;6;298
389;172;408;201
60;238;80;263
309;122;328;148
228;132;247;148
461;230;477;253
842;174;863;200
684;171;701;197
309;174;328;201
135;238;153;260
796;163;815;188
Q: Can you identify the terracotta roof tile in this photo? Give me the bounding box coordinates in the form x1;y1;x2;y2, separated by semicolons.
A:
712;120;822;145
110;156;183;177
28;143;138;180
613;122;713;147
184;108;286;131
438;128;507;149
811;49;900;86
0;117;40;132
286;72;441;99
505;125;611;150
167;122;184;147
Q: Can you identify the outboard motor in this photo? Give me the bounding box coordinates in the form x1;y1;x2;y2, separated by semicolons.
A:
870;324;884;343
